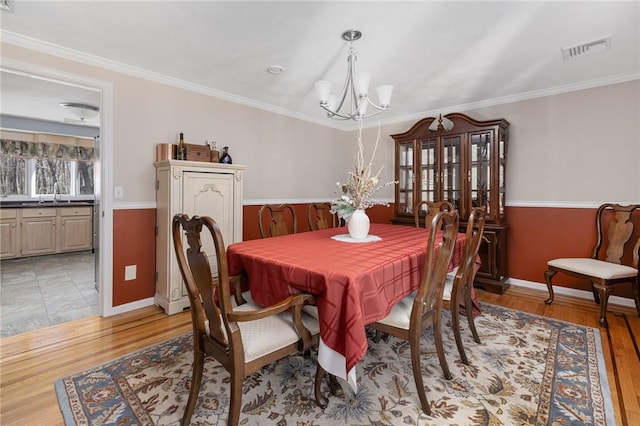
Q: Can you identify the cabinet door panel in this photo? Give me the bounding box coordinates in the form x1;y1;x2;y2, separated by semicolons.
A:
182;171;234;280
0;219;19;259
21;217;56;255
60;216;92;251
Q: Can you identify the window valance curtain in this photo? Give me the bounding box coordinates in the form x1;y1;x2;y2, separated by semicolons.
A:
0;139;94;161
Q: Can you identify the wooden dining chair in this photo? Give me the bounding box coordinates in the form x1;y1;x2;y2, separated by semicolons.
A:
544;203;640;327
172;214;322;425
414;200;455;228
307;202;342;231
442;206;486;365
258;203;297;238
369;209;460;415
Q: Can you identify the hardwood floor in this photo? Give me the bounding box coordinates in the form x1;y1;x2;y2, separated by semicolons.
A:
1;286;638;425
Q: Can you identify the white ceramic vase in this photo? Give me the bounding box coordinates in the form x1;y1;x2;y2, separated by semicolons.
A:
348;209;370;239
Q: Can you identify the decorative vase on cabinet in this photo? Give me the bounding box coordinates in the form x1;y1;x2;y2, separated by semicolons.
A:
391;113;510;294
154;160;245;314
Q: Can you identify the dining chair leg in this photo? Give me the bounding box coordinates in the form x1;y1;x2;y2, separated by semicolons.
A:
410;337;431;415
543;270;556;304
228;367;243;426
464;283;481;344
433;313;452;380
181;348;204;426
314;365;328;408
591;281;601;304
593;283;611;328
450;283;469;365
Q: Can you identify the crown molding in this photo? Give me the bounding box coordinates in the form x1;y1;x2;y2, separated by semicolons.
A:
0;30;340;129
2;30;638;133
380;72;640;129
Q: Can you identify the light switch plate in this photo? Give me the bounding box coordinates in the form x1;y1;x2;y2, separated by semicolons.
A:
124;265;137;281
114;186;124;199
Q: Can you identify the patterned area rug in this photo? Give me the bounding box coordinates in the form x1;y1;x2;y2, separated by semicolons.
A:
55;303;615;425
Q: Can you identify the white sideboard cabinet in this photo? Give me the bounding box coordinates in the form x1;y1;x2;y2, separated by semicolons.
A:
155;160;245;315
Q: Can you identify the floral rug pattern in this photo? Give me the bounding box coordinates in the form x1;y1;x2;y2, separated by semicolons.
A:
55;303;614;425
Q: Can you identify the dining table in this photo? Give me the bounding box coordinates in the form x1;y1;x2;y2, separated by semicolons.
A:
226;222;479;392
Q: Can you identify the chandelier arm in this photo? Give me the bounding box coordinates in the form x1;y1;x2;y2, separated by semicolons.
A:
320;104;354;120
356;108;387;120
362;96;389;112
316;29;392;121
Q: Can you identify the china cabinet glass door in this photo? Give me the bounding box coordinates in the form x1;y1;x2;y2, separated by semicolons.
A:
470;131;492;215
419;139;437;206
498;134;506;215
442;136;461;211
397;141;414;215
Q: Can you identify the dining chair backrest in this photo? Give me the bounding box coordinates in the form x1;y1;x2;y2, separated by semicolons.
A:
368;209;459;415
414;200;455;228
258;204;297;238
413;209;460;322
446;206;486;364
173;214;231;349
455;207;487;289
308;202;342;231
172;214;320;425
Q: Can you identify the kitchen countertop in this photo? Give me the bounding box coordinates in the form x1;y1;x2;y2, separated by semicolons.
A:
0;201;95;209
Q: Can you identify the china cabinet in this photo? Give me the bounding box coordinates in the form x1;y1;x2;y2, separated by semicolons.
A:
155;160;245;315
391;113;510;293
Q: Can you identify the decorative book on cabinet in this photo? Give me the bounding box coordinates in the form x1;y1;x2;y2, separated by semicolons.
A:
390;113;510;294
155;160;245;314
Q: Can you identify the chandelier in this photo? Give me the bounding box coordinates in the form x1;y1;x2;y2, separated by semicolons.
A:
315;30;393;121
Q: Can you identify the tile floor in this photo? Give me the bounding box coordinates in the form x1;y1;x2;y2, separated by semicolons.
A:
0;251;98;338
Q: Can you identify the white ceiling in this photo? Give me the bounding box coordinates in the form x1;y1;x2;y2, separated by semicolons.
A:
1;1;638;129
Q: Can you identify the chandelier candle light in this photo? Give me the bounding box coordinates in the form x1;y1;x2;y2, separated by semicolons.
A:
315;30;393;121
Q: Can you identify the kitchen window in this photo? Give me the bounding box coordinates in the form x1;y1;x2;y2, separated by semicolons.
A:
0;134;95;199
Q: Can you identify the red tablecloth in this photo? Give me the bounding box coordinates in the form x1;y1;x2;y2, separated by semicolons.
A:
227;223;471;378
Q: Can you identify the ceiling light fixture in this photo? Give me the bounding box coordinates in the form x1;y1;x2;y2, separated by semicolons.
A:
315;30;393;121
267;65;284;74
59;102;100;120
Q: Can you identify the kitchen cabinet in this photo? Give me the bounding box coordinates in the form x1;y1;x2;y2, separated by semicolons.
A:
155;160;245;315
391;113;510;293
0;209;20;259
20;208;57;256
0;205;94;259
59;206;93;252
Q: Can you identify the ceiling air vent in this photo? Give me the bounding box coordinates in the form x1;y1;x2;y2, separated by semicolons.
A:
562;36;611;60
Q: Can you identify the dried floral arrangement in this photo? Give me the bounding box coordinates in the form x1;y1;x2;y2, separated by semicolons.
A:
330;124;397;220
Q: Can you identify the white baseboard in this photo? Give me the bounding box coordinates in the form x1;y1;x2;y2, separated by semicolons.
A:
103;297;156;317
508;278;636;309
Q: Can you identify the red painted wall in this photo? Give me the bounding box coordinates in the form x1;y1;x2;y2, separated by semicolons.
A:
507;206;639;298
112;208;156;306
111;204;638;308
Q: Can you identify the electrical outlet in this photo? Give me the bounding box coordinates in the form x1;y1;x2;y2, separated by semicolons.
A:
114;186;124;199
124;265;137;281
